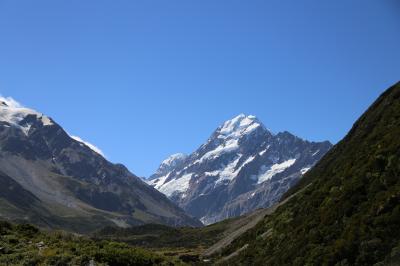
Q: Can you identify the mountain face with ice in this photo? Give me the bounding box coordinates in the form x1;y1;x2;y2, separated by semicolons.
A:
149;153;188;180
0;97;201;232
148;114;332;224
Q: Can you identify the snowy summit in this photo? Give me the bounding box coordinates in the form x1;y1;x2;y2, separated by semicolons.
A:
0;97;54;135
148;113;332;224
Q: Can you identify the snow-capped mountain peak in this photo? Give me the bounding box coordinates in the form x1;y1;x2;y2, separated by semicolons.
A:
0;96;54;135
0;97;105;157
218;114;264;139
149;114;332;224
193;114;271;164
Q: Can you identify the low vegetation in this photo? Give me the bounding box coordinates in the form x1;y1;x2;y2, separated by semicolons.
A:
216;83;400;265
92;220;231;249
0;221;182;266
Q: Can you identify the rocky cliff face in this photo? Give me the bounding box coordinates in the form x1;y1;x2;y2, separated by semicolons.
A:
0;97;201;232
149;114;332;224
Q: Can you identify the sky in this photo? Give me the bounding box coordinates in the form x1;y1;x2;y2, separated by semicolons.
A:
0;0;399;177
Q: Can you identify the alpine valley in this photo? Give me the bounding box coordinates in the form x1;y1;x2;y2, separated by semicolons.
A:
1;82;399;266
148;114;332;224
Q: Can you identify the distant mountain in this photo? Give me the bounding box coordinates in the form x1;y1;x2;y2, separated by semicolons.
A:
216;82;400;265
149;153;188;180
0;97;201;233
148;114;332;224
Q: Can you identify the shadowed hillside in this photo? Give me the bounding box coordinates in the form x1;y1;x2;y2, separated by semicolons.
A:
215;82;400;265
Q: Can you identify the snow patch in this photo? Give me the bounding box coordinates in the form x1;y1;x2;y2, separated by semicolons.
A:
215;156;242;183
243;122;260;135
198;138;239;163
40;116;53;126
312;150;320;156
259;145;271;156
158;173;193;197
147;173;170;189
204;155;255;185
257;159;296;184
219;114;261;139
71;135;105;157
0;96;54;135
300;167;311;175
161;153;187;167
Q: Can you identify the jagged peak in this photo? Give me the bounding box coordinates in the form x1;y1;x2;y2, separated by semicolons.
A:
217;114;267;139
0;96;54;134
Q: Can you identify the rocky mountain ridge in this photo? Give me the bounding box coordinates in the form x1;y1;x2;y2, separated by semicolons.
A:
149;114;332;224
0;97;201;232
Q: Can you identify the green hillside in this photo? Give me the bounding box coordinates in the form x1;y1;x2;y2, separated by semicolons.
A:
216;82;400;265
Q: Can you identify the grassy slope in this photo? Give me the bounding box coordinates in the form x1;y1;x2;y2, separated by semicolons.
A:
216;82;400;265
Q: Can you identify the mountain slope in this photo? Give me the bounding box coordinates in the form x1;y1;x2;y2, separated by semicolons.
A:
217;82;400;265
0;98;201;232
149;114;331;224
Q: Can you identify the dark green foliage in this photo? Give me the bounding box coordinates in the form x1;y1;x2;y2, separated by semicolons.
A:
92;242;165;266
218;82;400;265
178;254;200;263
0;221;172;265
15;223;40;237
93;220;230;249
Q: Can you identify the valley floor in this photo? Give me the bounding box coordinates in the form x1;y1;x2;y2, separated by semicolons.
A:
0;202;277;265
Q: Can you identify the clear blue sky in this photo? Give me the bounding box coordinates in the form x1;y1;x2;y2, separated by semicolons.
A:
0;0;399;177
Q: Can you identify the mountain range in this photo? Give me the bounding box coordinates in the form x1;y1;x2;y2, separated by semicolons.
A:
0;82;399;266
148;114;332;224
0;98;201;232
